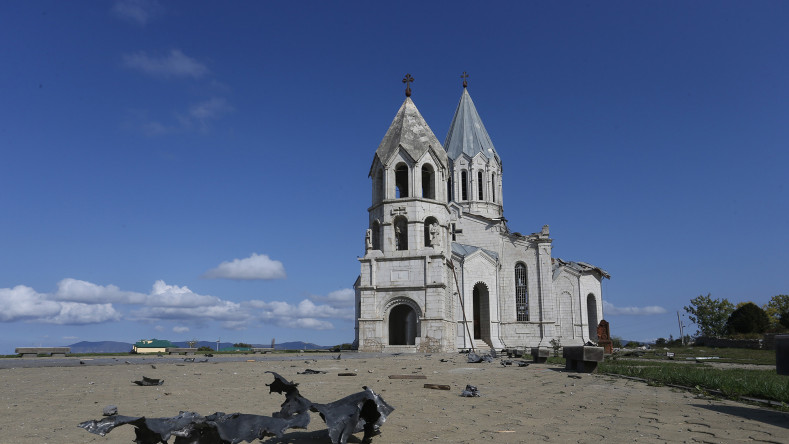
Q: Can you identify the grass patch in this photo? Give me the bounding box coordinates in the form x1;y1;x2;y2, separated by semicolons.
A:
621;346;776;365
599;360;789;404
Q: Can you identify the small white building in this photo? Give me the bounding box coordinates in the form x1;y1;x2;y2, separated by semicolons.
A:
354;81;609;352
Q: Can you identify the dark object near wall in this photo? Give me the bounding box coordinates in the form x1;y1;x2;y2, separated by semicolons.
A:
79;372;393;444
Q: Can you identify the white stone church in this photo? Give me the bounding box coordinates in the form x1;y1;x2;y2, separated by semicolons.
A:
354;79;609;352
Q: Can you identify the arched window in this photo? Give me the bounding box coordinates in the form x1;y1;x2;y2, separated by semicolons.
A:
395;163;409;198
375;169;384;203
587;294;598;340
478;171;484;200
447;176;453;202
421;164;435;200
394;216;408;250
491;173;496;203
372;220;381;250
515;263;528;321
424;216;438;247
460;170;468;201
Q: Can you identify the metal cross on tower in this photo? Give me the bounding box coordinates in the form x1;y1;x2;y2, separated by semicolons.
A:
402;73;414;97
461;71;469;88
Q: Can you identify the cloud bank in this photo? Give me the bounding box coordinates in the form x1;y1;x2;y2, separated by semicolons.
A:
0;285;120;324
0;280;352;333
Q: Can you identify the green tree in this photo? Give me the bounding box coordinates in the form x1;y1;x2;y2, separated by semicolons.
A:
683;293;735;337
725;302;769;334
763;295;789;329
780;311;789;330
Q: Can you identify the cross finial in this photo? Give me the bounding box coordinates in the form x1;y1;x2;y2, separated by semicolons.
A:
461;71;469;88
402;73;414;97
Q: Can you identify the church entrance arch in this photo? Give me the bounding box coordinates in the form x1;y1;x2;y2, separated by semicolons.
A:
587;293;598;340
472;283;490;342
387;299;420;346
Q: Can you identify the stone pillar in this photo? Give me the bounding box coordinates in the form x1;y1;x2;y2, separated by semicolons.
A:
537;241;554;342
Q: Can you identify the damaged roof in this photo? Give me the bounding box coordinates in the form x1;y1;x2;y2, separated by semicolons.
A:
553;258;610;279
373;97;447;169
452;242;499;260
444;88;500;163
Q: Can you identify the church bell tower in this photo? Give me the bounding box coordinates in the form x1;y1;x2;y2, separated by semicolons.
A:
354;75;457;352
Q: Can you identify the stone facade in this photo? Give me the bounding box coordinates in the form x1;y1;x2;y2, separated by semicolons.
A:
354;86;609;352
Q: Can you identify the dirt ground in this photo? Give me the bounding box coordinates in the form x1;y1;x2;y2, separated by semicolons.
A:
0;353;787;443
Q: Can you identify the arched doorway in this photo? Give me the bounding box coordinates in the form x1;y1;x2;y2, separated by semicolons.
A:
472;283;490;342
587;294;598;340
389;304;417;345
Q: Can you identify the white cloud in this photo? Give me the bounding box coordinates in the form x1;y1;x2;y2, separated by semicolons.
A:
54;278;146;304
45;303;120;325
604;301;667;316
221;320;249;330
0;285;62;321
203;253;286;280
134;300;247;323
0;285;120;324
122;49;208;79
112;0;163;25
291;318;334;330
149;280;221;307
54;278;218;308
173;326;189;333
309;288;354;309
244;296;354;330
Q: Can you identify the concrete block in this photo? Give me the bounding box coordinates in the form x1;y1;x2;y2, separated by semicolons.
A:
776;335;789;375
563;346;604;373
531;347;549;363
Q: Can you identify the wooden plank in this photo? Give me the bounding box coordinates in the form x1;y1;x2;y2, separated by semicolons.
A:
388;375;427;379
338;372;357;376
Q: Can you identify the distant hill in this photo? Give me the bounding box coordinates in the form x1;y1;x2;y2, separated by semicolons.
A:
67;340;334;353
274;341;332;350
68;341;133;353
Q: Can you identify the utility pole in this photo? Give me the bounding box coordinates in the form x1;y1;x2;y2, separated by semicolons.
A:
676;311;684;346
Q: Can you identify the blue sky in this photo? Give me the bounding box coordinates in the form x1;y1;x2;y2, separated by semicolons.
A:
1;1;787;353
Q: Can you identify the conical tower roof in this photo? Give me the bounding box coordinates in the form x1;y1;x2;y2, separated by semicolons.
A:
444;89;499;163
374;97;447;168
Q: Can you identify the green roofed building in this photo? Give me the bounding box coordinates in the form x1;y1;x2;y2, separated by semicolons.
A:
133;339;175;354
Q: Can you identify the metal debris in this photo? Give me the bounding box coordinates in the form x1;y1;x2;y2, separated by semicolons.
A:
132;376;163;386
460;385;480;397
467;352;494;363
81;372;394;444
